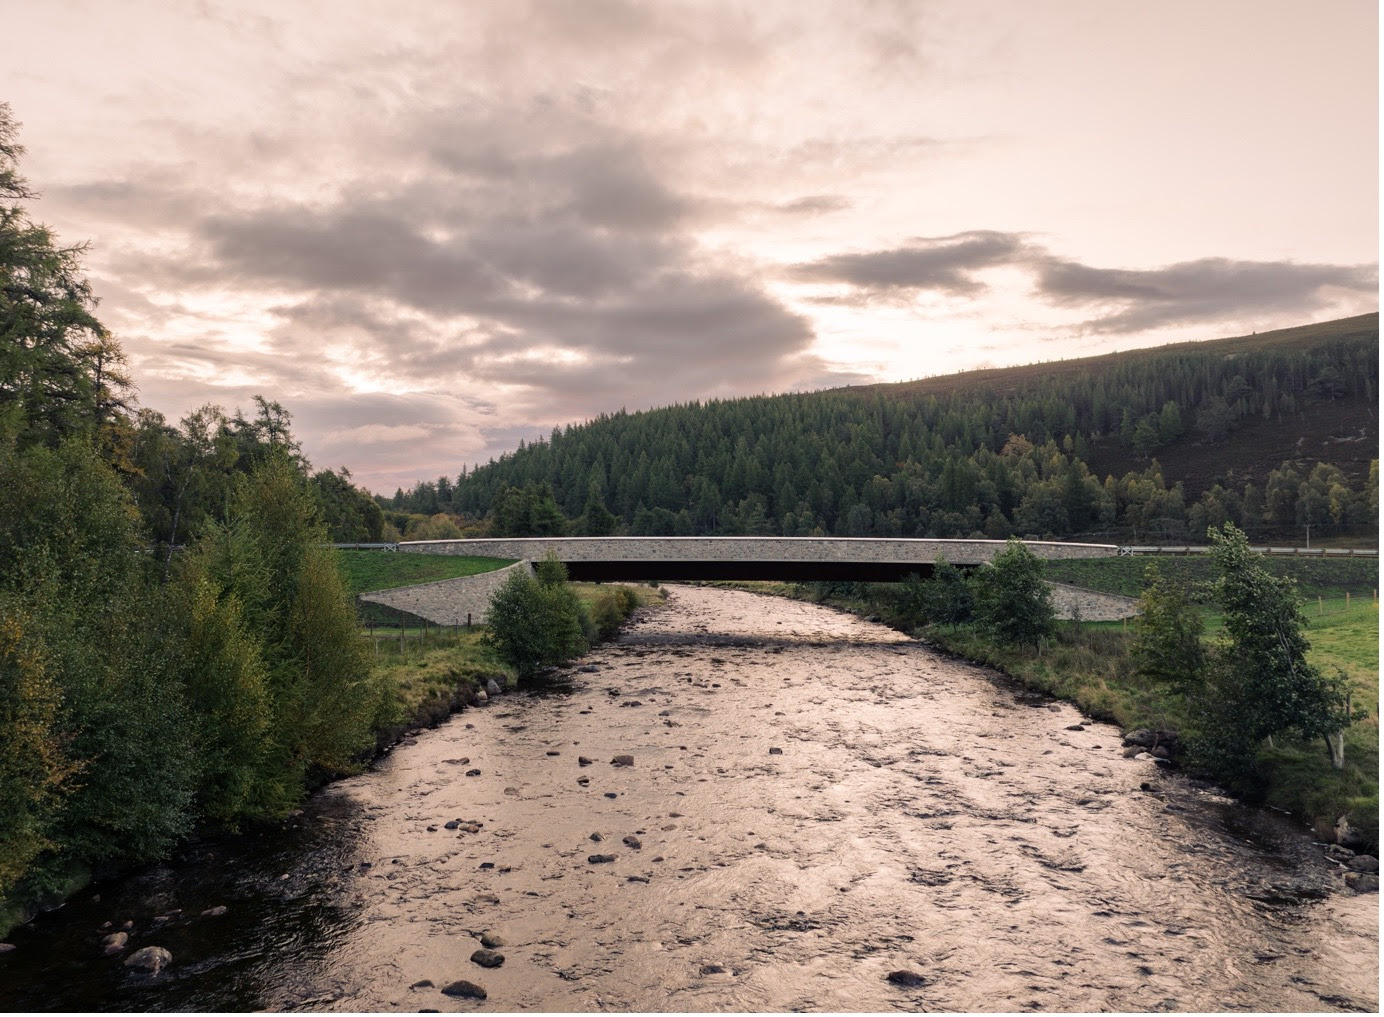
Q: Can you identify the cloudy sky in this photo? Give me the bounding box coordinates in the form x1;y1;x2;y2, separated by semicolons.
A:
8;0;1377;493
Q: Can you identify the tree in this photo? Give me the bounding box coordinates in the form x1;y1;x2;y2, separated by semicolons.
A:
1193;524;1348;783
918;558;974;627
0;104;130;448
485;557;589;679
973;538;1054;648
1130;563;1205;695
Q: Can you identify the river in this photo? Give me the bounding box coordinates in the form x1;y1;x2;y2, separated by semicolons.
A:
0;585;1376;1012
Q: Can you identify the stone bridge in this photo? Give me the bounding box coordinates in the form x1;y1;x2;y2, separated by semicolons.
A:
396;536;1119;583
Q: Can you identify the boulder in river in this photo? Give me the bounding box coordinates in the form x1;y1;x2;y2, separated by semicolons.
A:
1349;874;1379;894
1336;816;1367;849
124;946;173;973
441;979;488;999
610;754;635;767
886;970;927;987
470;948;505;968
101;932;128;955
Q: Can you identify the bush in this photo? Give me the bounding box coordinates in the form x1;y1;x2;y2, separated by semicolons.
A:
973;538;1054;648
485;565;589;679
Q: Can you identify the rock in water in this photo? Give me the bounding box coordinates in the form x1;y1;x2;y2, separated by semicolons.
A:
470;948;505;968
101;932;129;955
441;979;488;999
610;754;635;767
124;946;173;973
886;970;926;987
486;678;501;697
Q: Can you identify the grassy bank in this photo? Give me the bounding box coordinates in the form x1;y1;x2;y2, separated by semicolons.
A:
1045;555;1378;600
367;581;666;735
338;549;515;595
722;572;1378;851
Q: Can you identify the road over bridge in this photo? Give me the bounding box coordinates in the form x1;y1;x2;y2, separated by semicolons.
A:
397;536;1120;583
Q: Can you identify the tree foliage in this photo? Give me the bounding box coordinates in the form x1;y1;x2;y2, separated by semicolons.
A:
1130;563;1205;695
973;538;1055;648
485;557;589;679
1191;524;1349;785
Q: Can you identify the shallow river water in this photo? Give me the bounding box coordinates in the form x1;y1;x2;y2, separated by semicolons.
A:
1;586;1377;1012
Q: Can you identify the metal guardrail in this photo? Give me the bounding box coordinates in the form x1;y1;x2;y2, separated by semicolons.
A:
1118;545;1377;557
330;542;400;551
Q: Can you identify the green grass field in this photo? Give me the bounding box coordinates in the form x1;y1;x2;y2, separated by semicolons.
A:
337;549;515;596
1045;555;1378;600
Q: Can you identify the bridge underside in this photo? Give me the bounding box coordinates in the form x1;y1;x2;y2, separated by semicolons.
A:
563;560;966;583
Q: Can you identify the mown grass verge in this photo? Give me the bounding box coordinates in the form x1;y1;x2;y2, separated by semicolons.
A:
716;575;1378;851
338;550;515;595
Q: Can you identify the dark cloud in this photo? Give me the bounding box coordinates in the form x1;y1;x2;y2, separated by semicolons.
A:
789;230;1033;294
768;194;852;216
1034;256;1379;333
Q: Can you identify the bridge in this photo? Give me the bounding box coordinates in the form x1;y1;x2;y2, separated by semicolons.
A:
394;536;1119;583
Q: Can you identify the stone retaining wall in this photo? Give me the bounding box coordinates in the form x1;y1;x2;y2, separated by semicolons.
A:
359;560;534;626
1047;581;1139;622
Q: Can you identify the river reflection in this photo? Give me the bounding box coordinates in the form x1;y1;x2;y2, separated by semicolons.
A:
0;585;1376;1012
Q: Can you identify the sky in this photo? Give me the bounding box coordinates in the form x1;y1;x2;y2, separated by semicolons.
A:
6;0;1378;494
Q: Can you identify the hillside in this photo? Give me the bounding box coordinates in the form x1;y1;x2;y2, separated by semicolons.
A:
385;314;1378;543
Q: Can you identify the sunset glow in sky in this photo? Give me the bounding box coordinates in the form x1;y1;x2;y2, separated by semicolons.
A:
7;0;1377;492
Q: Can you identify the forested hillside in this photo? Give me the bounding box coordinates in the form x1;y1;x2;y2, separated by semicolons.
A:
386;315;1378;543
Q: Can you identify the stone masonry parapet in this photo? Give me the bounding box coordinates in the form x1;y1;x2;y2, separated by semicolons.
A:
398;536;1117;564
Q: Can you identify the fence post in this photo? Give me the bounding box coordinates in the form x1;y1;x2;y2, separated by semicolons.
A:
467;613;472;629
1319;595;1323;616
1346;591;1350;611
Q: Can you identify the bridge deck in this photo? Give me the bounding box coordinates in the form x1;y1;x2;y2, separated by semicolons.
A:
397;536;1119;583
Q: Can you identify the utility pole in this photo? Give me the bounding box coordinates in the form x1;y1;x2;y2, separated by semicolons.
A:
1304;522;1311;549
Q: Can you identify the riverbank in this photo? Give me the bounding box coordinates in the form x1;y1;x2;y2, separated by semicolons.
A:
0;581;664;940
706;579;1379;858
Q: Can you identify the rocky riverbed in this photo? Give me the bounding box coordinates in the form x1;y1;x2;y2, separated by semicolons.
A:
0;585;1376;1012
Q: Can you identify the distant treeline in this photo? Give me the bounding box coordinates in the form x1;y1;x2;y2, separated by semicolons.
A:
382;323;1377;543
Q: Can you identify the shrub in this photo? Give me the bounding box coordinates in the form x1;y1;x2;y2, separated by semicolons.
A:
485;566;589;679
973;538;1054;648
